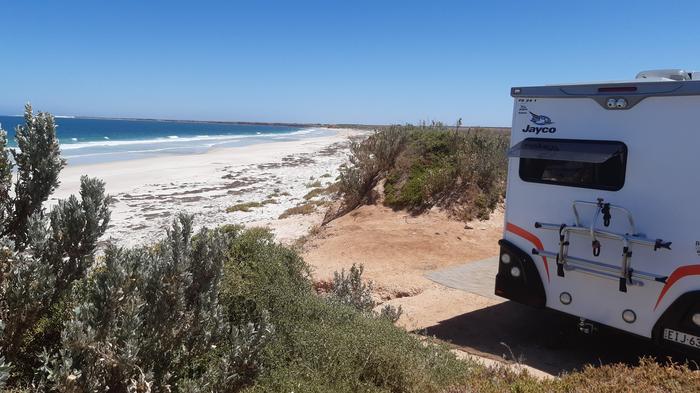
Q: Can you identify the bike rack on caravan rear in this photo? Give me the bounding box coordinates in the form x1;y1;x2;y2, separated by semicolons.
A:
531;198;671;292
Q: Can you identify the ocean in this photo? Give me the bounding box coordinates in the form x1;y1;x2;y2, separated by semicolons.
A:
0;116;332;166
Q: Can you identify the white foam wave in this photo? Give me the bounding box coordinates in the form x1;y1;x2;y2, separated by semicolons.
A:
59;128;323;151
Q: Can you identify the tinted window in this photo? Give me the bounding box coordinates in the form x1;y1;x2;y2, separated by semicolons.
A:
513;138;627;191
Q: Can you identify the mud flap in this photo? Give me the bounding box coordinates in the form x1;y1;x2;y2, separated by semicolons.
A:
495;239;547;308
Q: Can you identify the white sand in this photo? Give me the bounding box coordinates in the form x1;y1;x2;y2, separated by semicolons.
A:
51;128;366;247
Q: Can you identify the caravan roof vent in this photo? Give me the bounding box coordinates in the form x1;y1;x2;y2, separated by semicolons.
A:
635;69;694;81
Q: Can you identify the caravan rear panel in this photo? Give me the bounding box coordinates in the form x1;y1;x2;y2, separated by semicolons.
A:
497;75;700;354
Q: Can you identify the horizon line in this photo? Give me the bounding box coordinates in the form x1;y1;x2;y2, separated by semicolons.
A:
0;113;509;129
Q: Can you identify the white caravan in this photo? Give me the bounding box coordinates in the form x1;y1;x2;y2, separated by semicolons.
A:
496;69;700;354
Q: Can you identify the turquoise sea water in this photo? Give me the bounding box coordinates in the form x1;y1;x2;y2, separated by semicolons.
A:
0;116;331;166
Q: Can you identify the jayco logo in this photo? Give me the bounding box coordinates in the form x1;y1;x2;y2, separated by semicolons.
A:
522;112;556;134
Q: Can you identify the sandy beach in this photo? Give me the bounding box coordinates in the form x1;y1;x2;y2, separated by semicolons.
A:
51;128;366;247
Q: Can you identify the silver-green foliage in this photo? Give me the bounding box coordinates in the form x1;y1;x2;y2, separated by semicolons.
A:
331;264;402;323
35;215;272;392
0;104;65;249
0;321;11;389
0;106;270;391
0;106;112;381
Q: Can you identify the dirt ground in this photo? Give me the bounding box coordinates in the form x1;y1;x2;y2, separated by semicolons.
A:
303;203;696;377
303;204;504;329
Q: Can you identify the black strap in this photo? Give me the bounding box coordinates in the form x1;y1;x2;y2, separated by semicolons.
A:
602;203;611;227
592;240;601;257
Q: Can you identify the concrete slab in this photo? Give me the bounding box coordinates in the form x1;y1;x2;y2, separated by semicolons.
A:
424;256;501;300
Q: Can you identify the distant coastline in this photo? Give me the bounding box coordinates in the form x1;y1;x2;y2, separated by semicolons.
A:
2;113;509;131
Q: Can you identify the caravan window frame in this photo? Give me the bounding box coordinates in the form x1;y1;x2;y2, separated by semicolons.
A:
517;138;628;191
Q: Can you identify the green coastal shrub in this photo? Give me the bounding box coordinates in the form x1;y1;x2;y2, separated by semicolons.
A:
35;215;273;391
337;125;509;221
0;106;112;380
219;231;460;393
337;126;408;214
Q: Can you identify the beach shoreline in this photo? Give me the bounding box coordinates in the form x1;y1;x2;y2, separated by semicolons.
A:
52;128;367;247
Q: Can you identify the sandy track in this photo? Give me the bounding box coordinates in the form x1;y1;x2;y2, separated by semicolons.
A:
303;203;504;328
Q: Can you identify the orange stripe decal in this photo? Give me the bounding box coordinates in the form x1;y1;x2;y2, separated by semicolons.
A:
506;222;550;282
654;264;700;310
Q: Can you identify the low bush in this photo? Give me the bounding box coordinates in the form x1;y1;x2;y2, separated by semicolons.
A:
217;230;459;393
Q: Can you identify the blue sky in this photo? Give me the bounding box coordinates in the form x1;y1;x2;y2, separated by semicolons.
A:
1;1;699;126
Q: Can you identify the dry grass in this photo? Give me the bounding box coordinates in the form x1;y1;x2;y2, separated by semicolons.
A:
305;180;323;188
226;199;277;213
443;357;700;393
303;182;340;200
267;188;291;198
278;201;317;219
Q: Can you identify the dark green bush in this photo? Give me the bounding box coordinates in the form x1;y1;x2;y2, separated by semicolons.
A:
243;291;466;393
221;240;463;393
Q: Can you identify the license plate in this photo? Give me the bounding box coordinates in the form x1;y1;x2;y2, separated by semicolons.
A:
663;328;700;349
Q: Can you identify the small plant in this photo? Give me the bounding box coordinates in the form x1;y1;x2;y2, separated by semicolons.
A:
267;188;290;198
331;264;375;312
305;180;322;188
329;264;403;322
378;304;403;323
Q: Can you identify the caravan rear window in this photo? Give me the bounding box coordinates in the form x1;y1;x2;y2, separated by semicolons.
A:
510;138;627;191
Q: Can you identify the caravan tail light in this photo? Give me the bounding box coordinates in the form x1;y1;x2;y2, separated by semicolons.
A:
500;253;511;264
692;313;700;327
510;266;521;278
